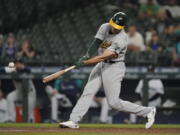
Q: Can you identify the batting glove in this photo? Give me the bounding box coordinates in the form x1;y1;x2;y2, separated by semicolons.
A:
75;55;89;68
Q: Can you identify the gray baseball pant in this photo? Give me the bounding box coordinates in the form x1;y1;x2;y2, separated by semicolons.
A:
70;62;151;123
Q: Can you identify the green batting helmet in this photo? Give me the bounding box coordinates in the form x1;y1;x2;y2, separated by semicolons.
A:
109;12;127;30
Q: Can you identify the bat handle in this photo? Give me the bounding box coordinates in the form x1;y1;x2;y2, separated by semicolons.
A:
64;65;76;72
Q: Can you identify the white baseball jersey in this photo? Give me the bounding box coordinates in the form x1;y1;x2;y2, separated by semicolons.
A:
135;79;164;99
95;23;128;61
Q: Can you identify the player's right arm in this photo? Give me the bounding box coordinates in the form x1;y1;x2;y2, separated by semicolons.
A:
84;49;116;65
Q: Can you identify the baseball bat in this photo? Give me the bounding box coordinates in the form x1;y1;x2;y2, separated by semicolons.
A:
42;65;76;83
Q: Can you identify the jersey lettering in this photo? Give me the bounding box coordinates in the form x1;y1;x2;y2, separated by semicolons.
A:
100;41;112;49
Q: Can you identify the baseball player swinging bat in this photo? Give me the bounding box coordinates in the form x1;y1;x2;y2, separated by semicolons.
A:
59;12;156;129
42;65;76;83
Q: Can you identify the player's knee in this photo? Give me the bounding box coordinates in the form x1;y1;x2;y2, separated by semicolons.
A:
81;87;95;98
81;92;94;98
108;99;124;109
108;100;117;108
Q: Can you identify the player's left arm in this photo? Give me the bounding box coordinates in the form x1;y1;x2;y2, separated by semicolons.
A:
83;49;116;65
75;38;102;68
86;38;102;57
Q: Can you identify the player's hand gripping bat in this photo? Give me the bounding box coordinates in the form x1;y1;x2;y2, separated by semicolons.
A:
42;65;76;83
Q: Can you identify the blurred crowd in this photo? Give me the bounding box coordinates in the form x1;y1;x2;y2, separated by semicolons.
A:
0;33;36;62
0;0;180;66
117;0;180;66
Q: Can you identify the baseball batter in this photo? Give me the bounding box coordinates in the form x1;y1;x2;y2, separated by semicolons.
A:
59;12;156;129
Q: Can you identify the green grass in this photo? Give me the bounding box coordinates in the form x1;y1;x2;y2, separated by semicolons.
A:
0;133;178;135
0;123;180;128
0;123;180;135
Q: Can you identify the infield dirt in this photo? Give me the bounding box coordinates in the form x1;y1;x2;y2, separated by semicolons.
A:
0;127;180;134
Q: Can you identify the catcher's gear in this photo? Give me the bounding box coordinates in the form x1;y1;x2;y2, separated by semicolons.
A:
109;12;127;30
